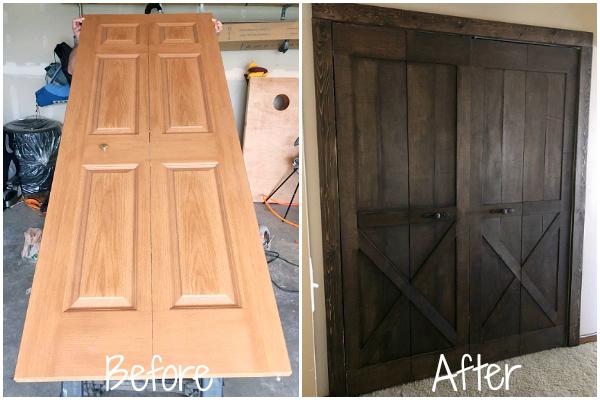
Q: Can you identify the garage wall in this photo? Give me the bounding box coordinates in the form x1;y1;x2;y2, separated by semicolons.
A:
302;3;597;396
3;3;299;139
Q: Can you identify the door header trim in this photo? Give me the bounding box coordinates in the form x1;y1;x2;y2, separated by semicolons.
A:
312;3;593;47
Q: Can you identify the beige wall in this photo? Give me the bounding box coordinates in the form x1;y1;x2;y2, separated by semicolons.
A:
302;3;597;396
301;148;317;396
3;3;299;137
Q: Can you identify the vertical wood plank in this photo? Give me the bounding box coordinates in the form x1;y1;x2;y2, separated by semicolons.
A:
501;217;522;266
434;64;457;207
563;74;578;153
354;58;380;211
482;69;503;205
569;46;591;346
481;218;519;342
410;223;438;355
523;71;547;202
312;18;346;395
333;49;361;372
558;153;573;326
541;214;559;310
435;236;456;350
379;60;409;210
469;67;485;345
561;74;578;330
545;73;566;200
408;63;436;208
520;214;549;333
502;70;526;203
522;215;543;264
455;65;470;346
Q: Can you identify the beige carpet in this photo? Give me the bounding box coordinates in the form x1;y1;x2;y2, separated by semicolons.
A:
364;342;597;397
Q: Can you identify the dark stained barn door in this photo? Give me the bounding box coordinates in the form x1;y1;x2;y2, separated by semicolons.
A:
314;4;591;397
332;23;470;395
469;39;579;363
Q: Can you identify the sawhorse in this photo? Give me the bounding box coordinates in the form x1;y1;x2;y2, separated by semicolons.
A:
60;378;224;397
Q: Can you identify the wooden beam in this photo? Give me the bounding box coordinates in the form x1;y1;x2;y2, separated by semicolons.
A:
312;17;347;397
312;3;593;47
568;46;592;346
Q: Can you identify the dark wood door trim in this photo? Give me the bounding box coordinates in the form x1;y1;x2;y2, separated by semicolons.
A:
312;3;593;47
312;17;347;396
312;5;592;395
568;45;592;346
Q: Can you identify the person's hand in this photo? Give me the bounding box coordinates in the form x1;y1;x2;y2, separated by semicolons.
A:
212;18;223;33
72;17;85;41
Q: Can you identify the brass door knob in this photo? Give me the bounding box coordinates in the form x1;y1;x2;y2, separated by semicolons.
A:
100;143;109;150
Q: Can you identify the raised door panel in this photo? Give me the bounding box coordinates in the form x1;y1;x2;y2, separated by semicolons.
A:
148;14;290;377
159;55;212;133
15;14;152;381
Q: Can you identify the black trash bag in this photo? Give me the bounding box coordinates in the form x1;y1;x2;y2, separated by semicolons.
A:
3;116;62;196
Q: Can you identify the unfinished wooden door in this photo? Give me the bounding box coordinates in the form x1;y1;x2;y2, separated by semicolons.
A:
16;13;290;382
469;39;579;363
332;24;469;395
15;14;152;381
148;14;290;377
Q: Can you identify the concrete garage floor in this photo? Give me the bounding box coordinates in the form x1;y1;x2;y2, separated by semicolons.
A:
3;201;299;397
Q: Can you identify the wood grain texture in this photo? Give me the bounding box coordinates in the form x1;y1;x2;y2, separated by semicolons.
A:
148;13;289;377
332;25;466;393
242;77;299;203
472;39;527;70
312;3;593;46
332;22;406;59
91;56;140;134
455;66;471;346
569;46;592;346
15;14;152;382
313;6;591;395
469;39;575;360
160;55;212;133
16;13;290;382
168;165;239;308
407;30;469;65
99;23;141;45
67;167;138;311
312;17;347;396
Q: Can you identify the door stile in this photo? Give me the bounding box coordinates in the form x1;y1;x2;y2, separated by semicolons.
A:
147;13;290;377
15;14;153;381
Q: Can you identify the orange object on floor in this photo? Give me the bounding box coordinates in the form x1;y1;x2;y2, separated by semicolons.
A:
24;194;48;210
263;195;299;227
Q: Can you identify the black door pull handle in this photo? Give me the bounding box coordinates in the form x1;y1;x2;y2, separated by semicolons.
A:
422;212;450;219
490;208;514;215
